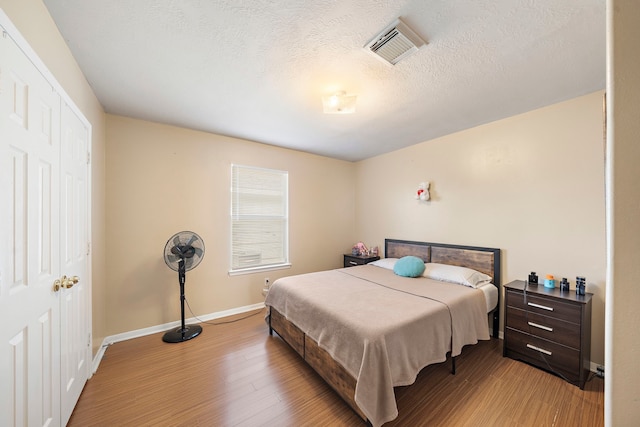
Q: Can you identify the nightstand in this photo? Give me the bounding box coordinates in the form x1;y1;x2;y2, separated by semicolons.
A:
503;280;592;389
343;254;380;268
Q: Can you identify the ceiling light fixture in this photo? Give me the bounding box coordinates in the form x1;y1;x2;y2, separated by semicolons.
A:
322;91;357;114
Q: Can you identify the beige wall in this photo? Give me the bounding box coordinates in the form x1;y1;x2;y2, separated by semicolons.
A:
11;3;639;422
355;92;607;366
606;1;640;425
105;115;356;335
0;1;108;354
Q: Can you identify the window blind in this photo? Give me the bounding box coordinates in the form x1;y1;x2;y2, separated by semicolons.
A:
231;164;289;272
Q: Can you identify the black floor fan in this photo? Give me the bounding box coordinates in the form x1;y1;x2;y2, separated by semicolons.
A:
162;231;205;343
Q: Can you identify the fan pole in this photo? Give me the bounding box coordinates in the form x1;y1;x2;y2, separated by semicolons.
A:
162;259;203;343
178;259;187;332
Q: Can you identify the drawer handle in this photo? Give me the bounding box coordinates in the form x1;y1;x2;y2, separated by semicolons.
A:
527;343;552;356
528;321;553;332
527;302;554;311
349;261;358;265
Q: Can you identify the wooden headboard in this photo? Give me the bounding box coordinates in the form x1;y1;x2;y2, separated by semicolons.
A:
385;238;501;338
385;239;501;286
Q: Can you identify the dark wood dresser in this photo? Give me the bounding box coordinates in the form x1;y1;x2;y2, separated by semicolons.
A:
503;280;592;389
343;254;380;268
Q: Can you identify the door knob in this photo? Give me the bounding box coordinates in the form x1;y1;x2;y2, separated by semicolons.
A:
53;275;79;292
62;275;79;289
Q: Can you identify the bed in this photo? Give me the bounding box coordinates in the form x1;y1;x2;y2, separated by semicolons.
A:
265;239;501;426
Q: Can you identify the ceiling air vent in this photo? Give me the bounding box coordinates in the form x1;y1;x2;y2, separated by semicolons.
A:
365;18;426;65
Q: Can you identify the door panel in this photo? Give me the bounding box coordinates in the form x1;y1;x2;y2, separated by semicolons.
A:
59;103;90;426
0;30;61;427
1;21;90;427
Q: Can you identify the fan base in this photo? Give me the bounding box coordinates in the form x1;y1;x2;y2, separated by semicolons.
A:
162;325;203;343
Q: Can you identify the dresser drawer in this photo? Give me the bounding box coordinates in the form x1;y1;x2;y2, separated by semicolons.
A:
506;290;581;323
506;306;580;349
503;280;592;389
505;328;580;376
343;254;379;268
345;257;366;267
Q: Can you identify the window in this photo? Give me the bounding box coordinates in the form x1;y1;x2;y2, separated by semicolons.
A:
230;164;289;274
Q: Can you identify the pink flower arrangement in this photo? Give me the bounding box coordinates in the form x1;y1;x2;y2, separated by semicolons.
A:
353;242;369;256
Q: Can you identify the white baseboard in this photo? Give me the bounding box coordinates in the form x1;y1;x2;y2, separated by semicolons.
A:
93;309;604;378
92;302;265;374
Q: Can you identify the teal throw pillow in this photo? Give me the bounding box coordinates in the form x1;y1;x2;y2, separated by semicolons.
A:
393;256;426;277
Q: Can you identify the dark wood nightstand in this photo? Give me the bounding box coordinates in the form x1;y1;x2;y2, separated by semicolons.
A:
503;280;592;389
343;254;380;268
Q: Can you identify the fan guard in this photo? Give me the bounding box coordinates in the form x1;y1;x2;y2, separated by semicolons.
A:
162;231;205;343
164;231;205;272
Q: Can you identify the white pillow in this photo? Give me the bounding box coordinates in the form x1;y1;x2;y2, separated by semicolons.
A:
369;258;398;270
423;263;492;288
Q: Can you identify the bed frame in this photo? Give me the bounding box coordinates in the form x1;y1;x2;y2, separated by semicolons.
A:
267;239;501;422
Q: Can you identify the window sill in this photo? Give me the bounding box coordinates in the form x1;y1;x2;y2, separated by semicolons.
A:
228;263;292;276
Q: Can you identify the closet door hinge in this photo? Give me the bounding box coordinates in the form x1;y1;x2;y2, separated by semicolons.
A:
87;151;91;164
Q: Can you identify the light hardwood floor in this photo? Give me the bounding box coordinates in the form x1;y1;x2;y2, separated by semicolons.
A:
69;308;603;426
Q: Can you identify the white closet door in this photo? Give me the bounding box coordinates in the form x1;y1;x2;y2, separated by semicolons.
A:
0;29;62;427
0;22;91;427
59;102;90;426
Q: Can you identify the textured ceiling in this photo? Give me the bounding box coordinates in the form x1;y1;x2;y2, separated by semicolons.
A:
43;0;605;162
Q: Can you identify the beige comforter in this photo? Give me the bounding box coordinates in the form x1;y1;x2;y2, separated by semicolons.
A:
265;265;490;427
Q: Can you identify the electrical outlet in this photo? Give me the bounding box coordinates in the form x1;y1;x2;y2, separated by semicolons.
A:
262;278;271;297
596;365;604;378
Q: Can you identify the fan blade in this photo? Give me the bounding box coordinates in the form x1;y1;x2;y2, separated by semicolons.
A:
184;257;194;270
165;232;204;272
186;234;198;247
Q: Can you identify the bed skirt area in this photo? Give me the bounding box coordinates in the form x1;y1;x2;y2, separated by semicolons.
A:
265;239;501;425
268;307;368;421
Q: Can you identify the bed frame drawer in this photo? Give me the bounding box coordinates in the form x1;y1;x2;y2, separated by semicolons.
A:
270;309;305;357
269;308;367;421
304;336;365;420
